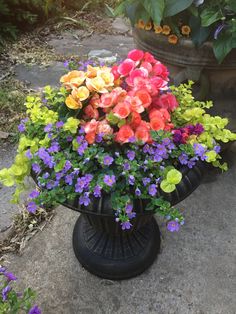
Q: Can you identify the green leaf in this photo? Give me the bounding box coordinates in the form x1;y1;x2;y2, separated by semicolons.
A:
226;0;236;13
160;180;176;193
142;0;165;25
164;0;194;17
189;15;211;46
104;3;115;17
200;8;222;27
166;169;182;184
213;32;234;63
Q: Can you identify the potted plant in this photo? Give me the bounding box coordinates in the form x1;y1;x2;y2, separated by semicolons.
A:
0;50;235;279
116;0;236;99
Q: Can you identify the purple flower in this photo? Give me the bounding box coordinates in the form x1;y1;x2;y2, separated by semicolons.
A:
46;180;56;190
193;143;207;161
32;163;41;174
104;174;116;187
25;150;33;159
27;202;37;214
179;153;188;165
63;60;69;68
48;142;60;153
121;221;132;230
65;174;73;185
0;267;6;273
128;175;135;185
128;136;136;143
28;305;41;314
125;204;133;213
214;23;225;40
95;133;103;143
75;176;90;193
123;162;130;171
127;150;135;161
167;220;180;232
43;172;50;179
148;184;157;196
29;190;40;199
76;136;84;144
214;145;221;153
18;123;25;133
142;177;151;186
56;121;64;128
103;155;114;166
63;160;72;172
93;185;101;198
77;142;88;156
79;193;90;206
135;188;141;196
188;157;197;168
66;136;73;142
37;148;54;168
193;123;204;135
44;124;53;133
2;286;11;301
5;272;17;281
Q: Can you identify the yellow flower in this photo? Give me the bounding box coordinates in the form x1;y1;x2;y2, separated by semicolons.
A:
97;67;114;88
137;20;145;29
162;25;171;35
72;86;90;101
145;21;152;31
86;65;99;78
154;24;163;34
60;71;86;89
65;95;82;110
168;34;178;44
181;25;191;36
86;77;108;93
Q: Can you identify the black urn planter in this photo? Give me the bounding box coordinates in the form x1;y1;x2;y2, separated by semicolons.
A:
60;161;206;280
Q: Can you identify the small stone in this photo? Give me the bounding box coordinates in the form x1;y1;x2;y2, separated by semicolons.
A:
112;18;130;34
0;131;9;139
88;49;113;58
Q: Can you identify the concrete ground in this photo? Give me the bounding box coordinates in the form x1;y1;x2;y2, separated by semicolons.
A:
1;18;236;314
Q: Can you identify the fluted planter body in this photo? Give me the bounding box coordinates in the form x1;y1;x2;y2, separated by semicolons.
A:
133;28;236;100
62;161;206;280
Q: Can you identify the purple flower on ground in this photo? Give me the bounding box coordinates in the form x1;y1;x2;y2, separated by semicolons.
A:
28;305;42;314
0;267;6;273
42;172;50;179
5;272;17;281
103;155;114;166
27;202;37;214
193;143;207;161
103;174;116;187
75;176;89;193
188;157;197;168
56;121;64;128
135;188;141;196
44;124;53;133
29;190;40;199
128;136;136;143
179;153;188;165
2;286;11;301
63;60;69;68
79;193;90;206
121;221;132;230
79;127;85;134
63;160;72;172
153;154;162;162
37;148;54;168
18;123;25;133
93;185;101;198
77;142;88;156
167;220;180;232
162;138;171;146
142;177;151;186
25;150;32;159
76;135;84;144
66;136;73;142
32;163;41;174
148;184;157;196
123;162;130;171
46;180;56;190
127;150;135;161
128;175;135;185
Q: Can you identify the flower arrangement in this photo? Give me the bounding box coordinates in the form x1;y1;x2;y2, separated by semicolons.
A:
116;0;236;62
0;49;235;232
0;266;41;314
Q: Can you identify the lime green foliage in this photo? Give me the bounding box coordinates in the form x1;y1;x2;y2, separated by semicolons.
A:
160;169;183;193
171;82;236;170
63;117;80;134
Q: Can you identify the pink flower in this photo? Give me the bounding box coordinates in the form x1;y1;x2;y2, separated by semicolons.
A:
113;102;131;119
154;93;179;111
97;120;113;135
135;89;152;108
84;119;98;134
143;52;157;64
126;68;149;86
135;123;150;143
115;125;134;143
152;62;169;80
111;65;120;80
84;105;99;119
127;49;144;62
118;59;135;76
99;93;115;108
140;61;153;73
126;95;144;114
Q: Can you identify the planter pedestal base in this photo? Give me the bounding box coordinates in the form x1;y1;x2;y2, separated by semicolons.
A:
72;215;161;280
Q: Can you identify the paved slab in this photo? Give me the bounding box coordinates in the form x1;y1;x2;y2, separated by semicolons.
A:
5;144;236;314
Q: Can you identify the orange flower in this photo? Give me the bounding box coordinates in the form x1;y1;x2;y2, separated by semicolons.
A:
135;125;150;143
137;20;145;29
154;24;162;34
150;118;165;131
85;132;96;144
86;65;99;78
162;25;171;35
60;71;86;88
84;105;99;120
145;21;152;31
115;125;134;143
168;34;178;44
65;95;82;110
113;102;131;119
181;25;191;36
